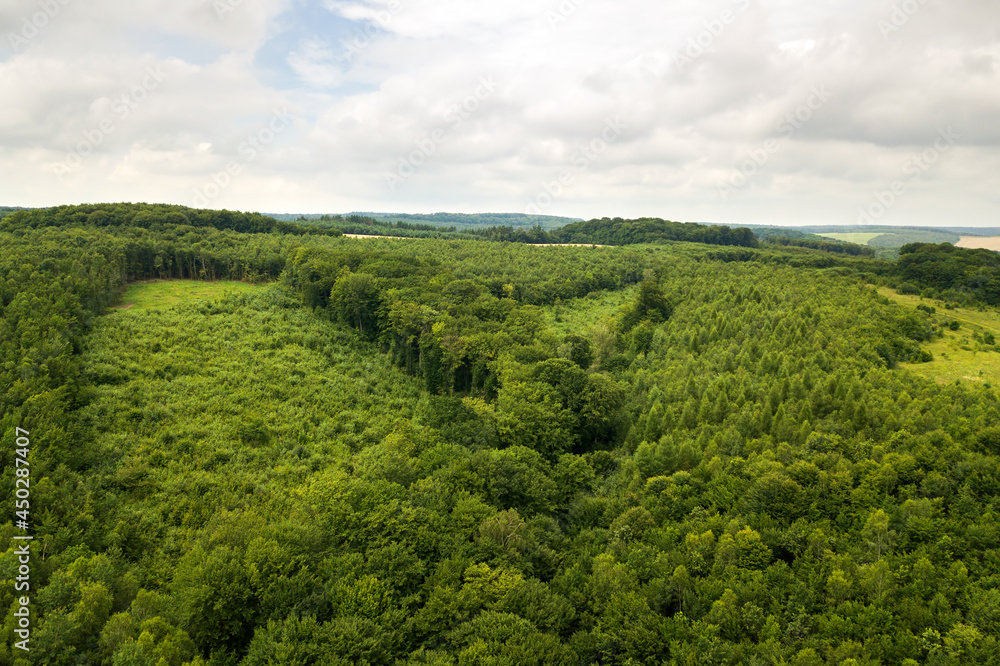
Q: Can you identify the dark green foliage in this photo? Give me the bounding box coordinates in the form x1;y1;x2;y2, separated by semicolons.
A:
330;271;384;338
550;217;759;248
620;279;673;332
471;216;759;248
1;202;342;238
766;236;876;257
896;242;1000;305
560;334;593;369
284;211;579;236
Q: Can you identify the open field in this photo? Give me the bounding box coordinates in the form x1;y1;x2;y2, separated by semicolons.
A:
117;280;262;310
878;287;1000;387
818;232;886;244
545;286;636;337
957;236;1000;251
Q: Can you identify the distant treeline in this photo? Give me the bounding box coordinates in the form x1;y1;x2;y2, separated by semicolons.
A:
766;236;876;257
471;217;760;248
749;227;820;241
868;230;962;248
366;211;579;230
1;203;343;238
271;211;580;230
772;225;961;247
0;206;30;220
295;214;468;237
895;242;1000;305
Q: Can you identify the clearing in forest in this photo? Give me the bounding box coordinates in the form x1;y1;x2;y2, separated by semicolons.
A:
116;279;262;310
878;287;1000;387
545;286;636;338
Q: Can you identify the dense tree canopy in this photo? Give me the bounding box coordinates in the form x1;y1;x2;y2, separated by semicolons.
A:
0;203;342;238
895;242;1000;305
469;217;759;248
1;204;999;665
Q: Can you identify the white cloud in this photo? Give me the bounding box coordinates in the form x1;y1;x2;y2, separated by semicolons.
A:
286;38;346;88
0;0;998;225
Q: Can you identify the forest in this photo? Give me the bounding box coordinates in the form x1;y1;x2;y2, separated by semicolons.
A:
467;218;759;249
2;205;999;665
267;214;760;249
763;238;876;258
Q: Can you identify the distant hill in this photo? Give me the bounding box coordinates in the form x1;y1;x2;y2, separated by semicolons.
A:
0;203;342;237
0;206;30;220
701;223;1000;256
547;217;758;248
946;227;1000;236
800;226;961;248
267;212;581;230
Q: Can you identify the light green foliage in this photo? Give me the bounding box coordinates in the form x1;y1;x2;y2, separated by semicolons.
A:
120;280;259;310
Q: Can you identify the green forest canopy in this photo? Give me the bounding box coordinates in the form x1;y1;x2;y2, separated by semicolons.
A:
1;204;1000;665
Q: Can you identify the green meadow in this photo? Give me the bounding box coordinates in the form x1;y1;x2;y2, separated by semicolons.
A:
117;280;262;310
879;287;1000;386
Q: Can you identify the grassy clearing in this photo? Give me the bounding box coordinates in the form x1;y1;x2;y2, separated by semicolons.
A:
818;232;886;245
117;280;262;310
545;287;637;337
878;287;1000;387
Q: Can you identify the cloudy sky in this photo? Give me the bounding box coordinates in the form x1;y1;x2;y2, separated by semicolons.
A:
1;0;998;226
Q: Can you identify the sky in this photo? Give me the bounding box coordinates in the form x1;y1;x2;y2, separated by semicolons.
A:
1;0;998;226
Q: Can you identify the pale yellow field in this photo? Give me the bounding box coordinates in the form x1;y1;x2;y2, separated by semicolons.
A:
956;236;1000;251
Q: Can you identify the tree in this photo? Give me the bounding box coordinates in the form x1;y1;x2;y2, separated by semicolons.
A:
560;334;593;369
331;270;383;338
621;279;672;332
496;381;575;456
863;509;894;561
735;527;772;569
